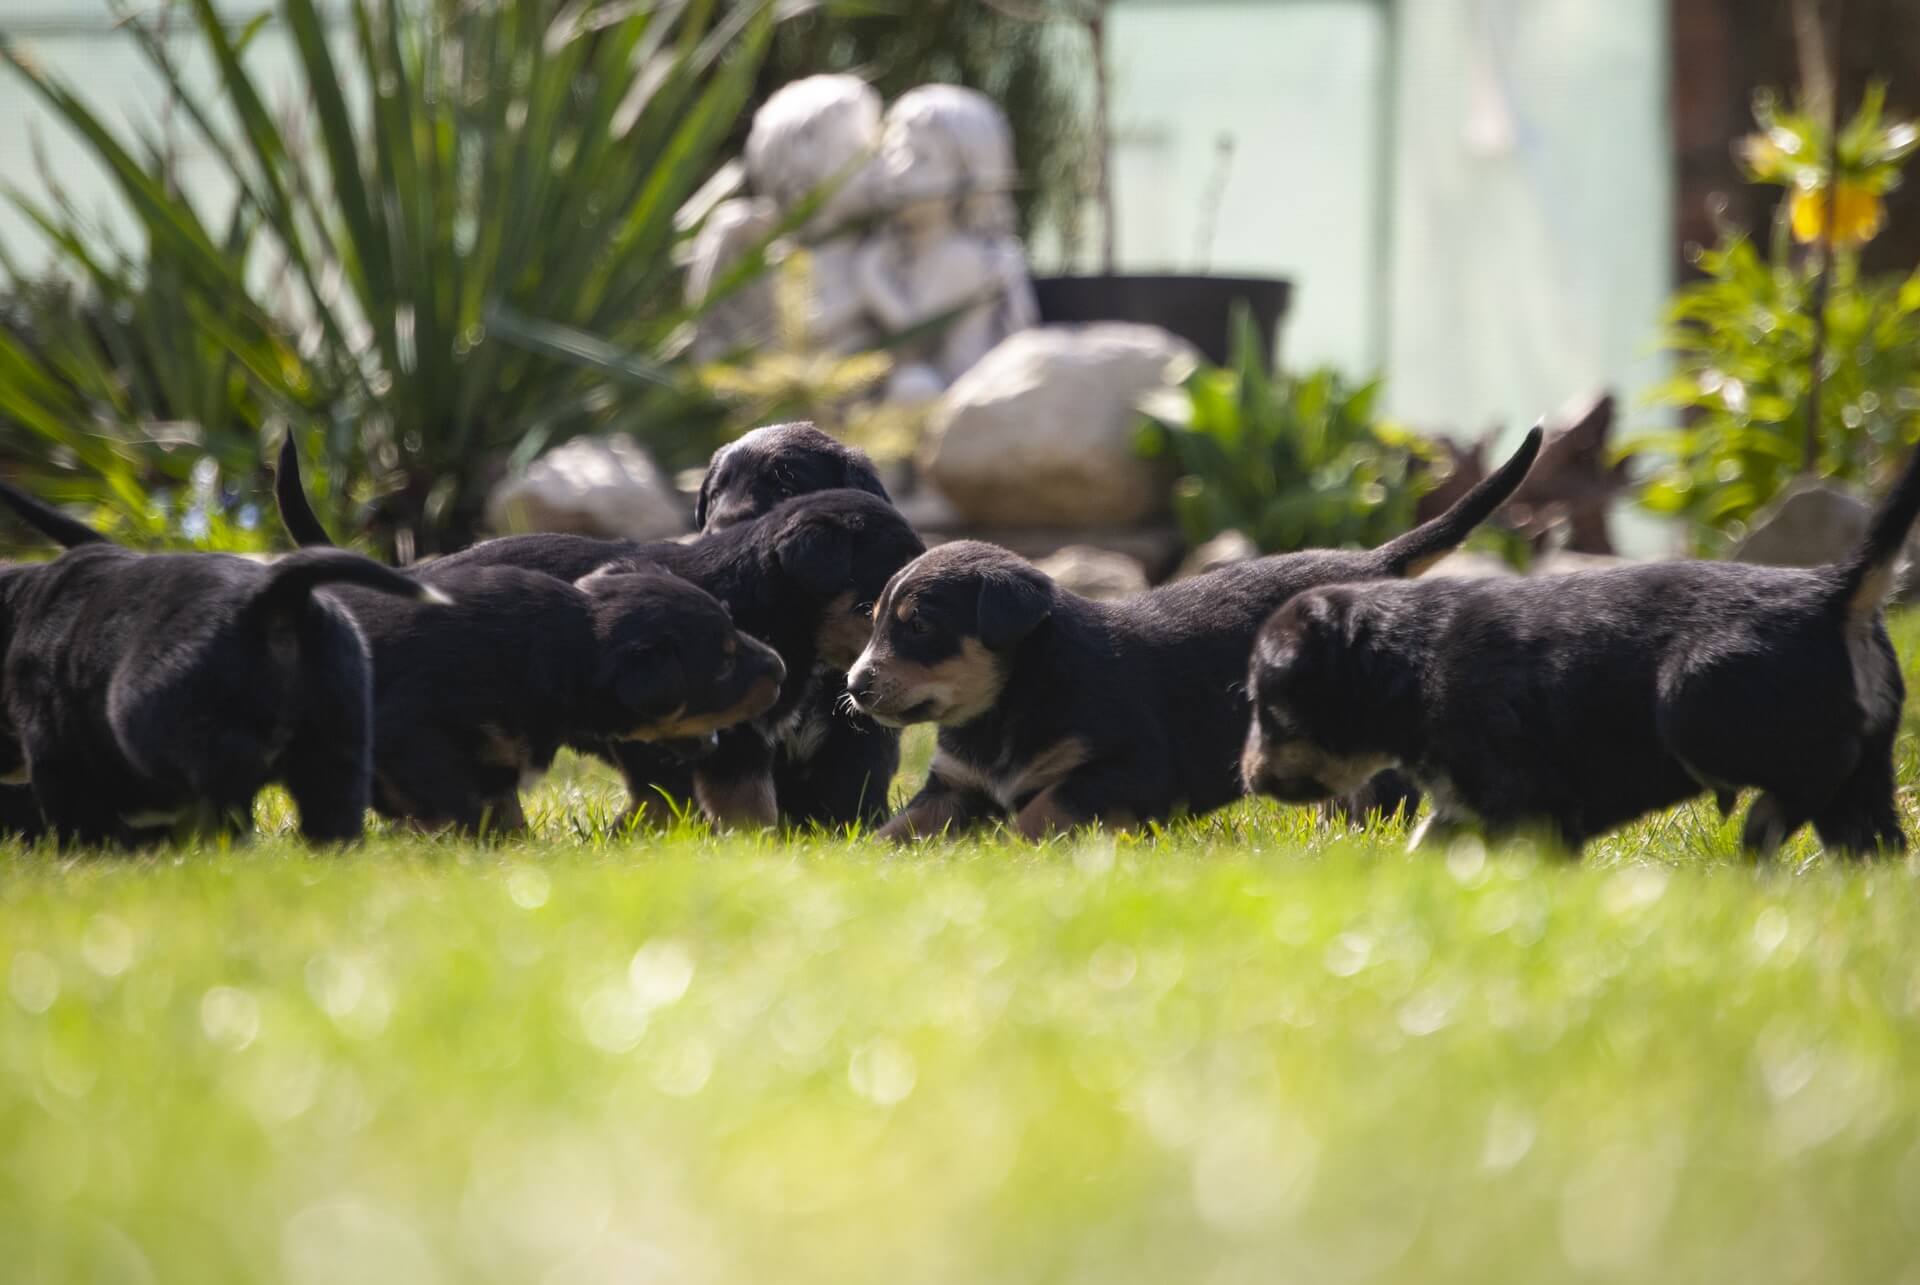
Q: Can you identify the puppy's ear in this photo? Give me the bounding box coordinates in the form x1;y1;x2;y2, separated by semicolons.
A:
605;645;687;723
977;566;1053;650
693;453;727;531
842;450;892;503
775;517;854;599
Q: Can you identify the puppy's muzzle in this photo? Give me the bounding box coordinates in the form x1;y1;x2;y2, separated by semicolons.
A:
845;659;934;728
1241;731;1335;804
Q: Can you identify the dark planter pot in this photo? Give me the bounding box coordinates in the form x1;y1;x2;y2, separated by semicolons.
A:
1031;274;1291;367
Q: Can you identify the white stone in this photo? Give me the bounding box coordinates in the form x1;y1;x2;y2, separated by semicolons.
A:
920;324;1199;527
486;434;687;541
1034;546;1150;600
1175;529;1259;580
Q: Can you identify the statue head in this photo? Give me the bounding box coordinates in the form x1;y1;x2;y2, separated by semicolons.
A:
744;74;884;235
878;85;1020;238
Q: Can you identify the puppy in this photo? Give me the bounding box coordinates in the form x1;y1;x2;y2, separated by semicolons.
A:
850;429;1543;840
695;422;901;828
328;562;783;833
694;420;890;529
0;485;436;845
1242;445;1920;856
280;432;913;828
428;488;926;828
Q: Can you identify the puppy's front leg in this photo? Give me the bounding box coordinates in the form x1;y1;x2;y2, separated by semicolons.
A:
876;773;1001;842
693;728;779;830
1011;780;1138;841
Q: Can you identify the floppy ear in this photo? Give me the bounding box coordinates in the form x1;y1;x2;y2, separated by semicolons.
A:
842;450;892;504
693;457;724;530
605;645;687;723
977;568;1053;650
774;518;854;598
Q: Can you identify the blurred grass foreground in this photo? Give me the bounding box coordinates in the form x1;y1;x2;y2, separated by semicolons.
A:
10;628;1920;1284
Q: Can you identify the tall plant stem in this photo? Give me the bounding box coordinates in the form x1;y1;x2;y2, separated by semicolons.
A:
1802;0;1843;476
1086;6;1117;274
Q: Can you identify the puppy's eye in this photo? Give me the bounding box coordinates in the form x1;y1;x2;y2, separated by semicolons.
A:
854;600;875;618
907;615;933;637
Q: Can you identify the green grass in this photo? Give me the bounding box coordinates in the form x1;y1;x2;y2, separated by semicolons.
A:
10;620;1920;1283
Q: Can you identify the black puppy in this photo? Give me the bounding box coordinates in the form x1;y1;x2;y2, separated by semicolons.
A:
428;488;925;828
694;420;890;529
849;430;1543;840
280;429;910;827
0;486;435;845
694;422;901;828
1242;445;1920;857
328;562;783;832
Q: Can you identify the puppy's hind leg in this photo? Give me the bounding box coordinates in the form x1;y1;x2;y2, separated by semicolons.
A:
1742;792;1811;858
1810;738;1907;859
281;625;376;844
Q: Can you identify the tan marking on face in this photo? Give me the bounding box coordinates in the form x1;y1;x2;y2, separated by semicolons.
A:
624;672;782;742
695;769;778;829
1242;722;1391;797
895;598;916;624
858;638;1003;726
816;591;871;669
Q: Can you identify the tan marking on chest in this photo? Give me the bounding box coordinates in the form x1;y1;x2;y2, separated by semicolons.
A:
931;737;1090;811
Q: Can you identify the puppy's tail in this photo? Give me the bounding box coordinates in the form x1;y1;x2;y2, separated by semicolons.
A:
1833;442;1920;622
257;547;449;617
0;478;112;549
275;433;338;548
1370;425;1542;577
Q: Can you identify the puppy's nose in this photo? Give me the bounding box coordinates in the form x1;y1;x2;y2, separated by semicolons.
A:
750;641;786;690
847;662;877;706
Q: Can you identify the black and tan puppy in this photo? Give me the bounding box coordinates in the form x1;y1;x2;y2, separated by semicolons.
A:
0;486;434;846
1242;445;1920;857
694;422;901;828
280;430;913;827
850;429;1543;841
428;488;925;828
328;562;782;833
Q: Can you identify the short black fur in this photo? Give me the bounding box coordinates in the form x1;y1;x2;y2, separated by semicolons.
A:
851;429;1543;840
1241;443;1920;856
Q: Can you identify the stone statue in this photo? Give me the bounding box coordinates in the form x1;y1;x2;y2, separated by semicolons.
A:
683;78;1035;396
853;85;1039;402
686;74;884;361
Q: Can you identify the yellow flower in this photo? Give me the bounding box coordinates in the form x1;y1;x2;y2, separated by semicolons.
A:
1789;181;1887;247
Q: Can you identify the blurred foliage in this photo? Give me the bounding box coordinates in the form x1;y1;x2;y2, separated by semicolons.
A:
1138;305;1436;554
754;0;1087;253
1635;85;1920;553
0;0;777;556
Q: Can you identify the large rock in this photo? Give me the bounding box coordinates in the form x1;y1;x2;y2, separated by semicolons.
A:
1033;545;1149;600
919;324;1198;527
486;433;687;541
1731;479;1870;570
1732;478;1920;600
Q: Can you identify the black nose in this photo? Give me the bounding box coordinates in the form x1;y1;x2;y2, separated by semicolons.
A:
847;664;877;704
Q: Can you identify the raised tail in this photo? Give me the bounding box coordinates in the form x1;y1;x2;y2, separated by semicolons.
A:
275;433;337;548
256;547;448;618
0;478;111;549
1370;425;1543;577
1833;442;1920;621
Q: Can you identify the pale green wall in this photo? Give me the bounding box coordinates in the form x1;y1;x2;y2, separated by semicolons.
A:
1098;0;1672;451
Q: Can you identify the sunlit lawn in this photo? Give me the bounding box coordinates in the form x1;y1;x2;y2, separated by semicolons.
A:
9;619;1920;1283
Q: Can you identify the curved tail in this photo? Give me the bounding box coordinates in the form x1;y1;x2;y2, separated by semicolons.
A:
256;547;447;617
1370;425;1543;577
0;478;111;549
275;434;338;548
1834;443;1920;621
